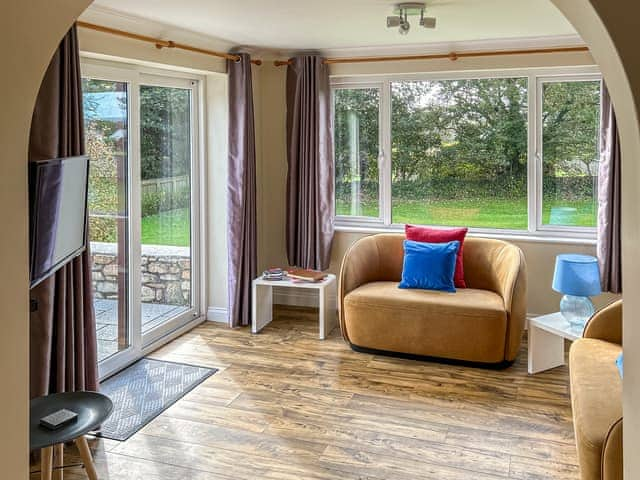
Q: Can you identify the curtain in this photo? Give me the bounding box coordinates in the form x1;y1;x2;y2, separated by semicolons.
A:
227;53;257;327
286;55;334;271
29;24;98;397
597;82;622;294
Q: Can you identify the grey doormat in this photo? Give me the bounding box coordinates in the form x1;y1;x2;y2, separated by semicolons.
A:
95;358;217;441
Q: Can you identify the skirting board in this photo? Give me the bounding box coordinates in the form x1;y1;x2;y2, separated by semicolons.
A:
207;307;228;323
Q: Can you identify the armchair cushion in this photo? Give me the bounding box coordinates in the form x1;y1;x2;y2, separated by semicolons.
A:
344;282;507;362
616;353;623;378
398;240;459;292
405;224;468;287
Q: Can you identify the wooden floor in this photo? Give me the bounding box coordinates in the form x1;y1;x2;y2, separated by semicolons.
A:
32;306;579;480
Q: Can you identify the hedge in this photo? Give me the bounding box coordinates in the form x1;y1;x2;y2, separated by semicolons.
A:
336;176;596;203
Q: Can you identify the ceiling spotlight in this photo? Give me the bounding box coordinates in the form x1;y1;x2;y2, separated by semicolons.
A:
386;2;436;36
386;16;401;27
420;17;437;29
399;19;410;35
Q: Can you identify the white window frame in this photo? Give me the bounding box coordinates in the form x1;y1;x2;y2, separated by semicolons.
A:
81;57;206;379
331;66;602;241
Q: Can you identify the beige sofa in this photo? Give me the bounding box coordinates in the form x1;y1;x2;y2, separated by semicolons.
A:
570;300;623;480
338;234;527;365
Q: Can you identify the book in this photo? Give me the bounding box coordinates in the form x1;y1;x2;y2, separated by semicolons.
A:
262;268;285;281
286;268;327;282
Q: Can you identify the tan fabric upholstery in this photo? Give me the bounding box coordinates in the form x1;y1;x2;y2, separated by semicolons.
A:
583;300;622;345
339;234;527;363
570;339;623;480
602;419;623;480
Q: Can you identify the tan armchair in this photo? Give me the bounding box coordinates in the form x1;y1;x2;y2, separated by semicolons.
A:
339;234;527;365
570;300;623;480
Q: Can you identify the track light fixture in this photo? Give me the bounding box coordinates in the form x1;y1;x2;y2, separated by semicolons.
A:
386;2;436;36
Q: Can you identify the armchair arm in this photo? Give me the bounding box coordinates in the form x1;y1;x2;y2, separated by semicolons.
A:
339;236;381;343
583;300;622;345
602;418;623;480
495;245;527;361
338;234;404;342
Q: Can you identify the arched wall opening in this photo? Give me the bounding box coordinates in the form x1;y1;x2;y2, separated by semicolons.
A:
0;0;638;477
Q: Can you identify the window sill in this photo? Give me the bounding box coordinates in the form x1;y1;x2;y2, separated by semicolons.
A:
334;224;597;246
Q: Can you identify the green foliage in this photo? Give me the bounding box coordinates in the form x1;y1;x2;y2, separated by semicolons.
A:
141;187;191;217
140;86;191;181
542;81;600;177
85;120;120;243
334;78;601;224
390;78;528;185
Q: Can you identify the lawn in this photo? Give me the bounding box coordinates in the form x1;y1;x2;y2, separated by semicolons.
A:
337;197;596;229
141;208;190;246
136;197;594;247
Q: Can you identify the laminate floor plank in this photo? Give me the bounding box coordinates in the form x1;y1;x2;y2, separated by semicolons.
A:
30;305;579;479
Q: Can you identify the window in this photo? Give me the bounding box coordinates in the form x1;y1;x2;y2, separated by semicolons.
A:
333;69;602;237
391;78;528;229
334;87;380;219
539;79;601;228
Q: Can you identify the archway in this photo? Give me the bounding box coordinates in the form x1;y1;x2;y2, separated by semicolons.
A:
0;0;638;477
551;2;640;477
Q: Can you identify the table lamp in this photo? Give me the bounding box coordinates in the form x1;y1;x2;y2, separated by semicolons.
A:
552;254;602;327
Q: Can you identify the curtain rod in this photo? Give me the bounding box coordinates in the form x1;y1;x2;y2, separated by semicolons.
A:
77;21;262;66
273;45;589;66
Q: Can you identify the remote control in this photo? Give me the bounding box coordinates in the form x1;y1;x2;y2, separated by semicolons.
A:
40;409;78;430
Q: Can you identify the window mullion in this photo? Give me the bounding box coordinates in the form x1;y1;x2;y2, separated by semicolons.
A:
527;74;538;234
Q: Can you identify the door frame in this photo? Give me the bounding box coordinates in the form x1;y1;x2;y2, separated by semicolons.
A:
81;58;206;380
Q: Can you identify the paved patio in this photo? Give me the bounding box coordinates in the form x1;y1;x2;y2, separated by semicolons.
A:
94;299;188;362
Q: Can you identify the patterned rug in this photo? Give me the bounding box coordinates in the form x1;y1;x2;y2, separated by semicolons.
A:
96;358;217;441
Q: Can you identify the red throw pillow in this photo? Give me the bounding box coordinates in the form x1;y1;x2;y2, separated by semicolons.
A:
405;224;468;288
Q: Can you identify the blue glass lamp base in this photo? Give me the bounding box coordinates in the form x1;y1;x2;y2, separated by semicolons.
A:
560;294;594;328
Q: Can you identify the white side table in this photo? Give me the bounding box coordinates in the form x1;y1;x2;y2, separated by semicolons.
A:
251;274;337;339
528;312;584;374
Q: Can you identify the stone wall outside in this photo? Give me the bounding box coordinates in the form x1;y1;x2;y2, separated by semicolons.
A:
91;242;190;306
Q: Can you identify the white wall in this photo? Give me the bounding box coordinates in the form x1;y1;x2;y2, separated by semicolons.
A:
205;74;230;321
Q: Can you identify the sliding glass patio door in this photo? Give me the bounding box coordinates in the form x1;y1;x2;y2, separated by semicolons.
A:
138;75;200;346
83;77;132;365
82;62;201;378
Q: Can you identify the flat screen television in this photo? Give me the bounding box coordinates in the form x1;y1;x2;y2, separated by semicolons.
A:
29;155;89;288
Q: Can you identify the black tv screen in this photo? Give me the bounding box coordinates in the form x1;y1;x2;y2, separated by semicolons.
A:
29;155;89;288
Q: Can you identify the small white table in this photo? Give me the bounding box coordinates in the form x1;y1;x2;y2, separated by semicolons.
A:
251;274;337;339
528;312;584;374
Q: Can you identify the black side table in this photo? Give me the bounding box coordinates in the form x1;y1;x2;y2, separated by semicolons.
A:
30;391;113;480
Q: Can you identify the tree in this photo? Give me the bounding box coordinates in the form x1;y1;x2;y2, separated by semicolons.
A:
334;88;380;206
334;77;600;206
542;81;600;177
83;79;192;181
140;86;191;180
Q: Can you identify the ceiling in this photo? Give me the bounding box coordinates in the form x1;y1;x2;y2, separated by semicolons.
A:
88;0;579;51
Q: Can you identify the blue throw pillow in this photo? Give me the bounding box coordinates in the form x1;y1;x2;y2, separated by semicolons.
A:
616;353;623;378
399;240;459;293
